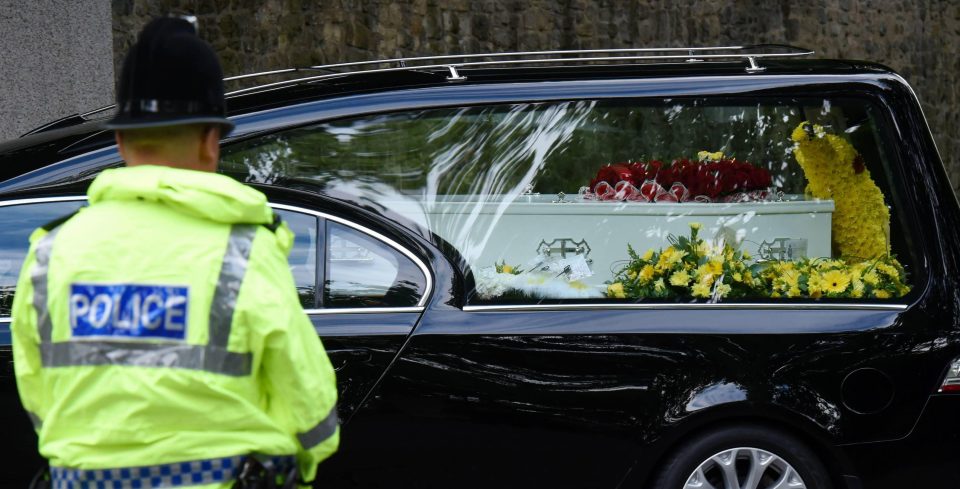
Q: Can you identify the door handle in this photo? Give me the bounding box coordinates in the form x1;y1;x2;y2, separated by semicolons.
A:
327;348;373;371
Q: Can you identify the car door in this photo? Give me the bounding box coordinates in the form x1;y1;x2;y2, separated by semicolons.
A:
256;201;431;421
269;199;440;488
0;195;430;485
0;197;87;486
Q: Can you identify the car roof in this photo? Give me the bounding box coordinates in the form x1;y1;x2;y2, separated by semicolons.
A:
226;58;896;109
0;56;901;187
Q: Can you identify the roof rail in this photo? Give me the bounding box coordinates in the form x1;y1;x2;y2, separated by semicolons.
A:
19;103;119;138
224;44;814;95
20;114;89;137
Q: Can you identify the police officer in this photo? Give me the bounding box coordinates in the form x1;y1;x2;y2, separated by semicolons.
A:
12;16;338;489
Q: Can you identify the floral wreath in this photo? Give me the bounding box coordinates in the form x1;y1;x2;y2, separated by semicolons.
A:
582;151;772;203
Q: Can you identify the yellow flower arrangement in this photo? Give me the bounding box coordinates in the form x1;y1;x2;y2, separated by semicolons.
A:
607;226;912;301
792;122;890;260
607;222;760;300
759;255;910;299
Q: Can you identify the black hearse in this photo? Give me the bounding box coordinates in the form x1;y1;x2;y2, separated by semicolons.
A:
1;46;957;489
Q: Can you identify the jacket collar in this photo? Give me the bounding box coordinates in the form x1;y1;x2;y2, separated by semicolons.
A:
87;165;273;225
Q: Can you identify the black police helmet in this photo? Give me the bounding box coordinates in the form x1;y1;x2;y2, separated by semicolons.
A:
106;17;234;135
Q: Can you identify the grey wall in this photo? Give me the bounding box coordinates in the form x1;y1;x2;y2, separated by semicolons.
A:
0;0;114;141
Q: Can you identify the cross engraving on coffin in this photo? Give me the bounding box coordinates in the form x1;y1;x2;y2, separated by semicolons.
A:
536;238;592;261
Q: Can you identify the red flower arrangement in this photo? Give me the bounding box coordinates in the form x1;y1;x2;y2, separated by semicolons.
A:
585;157;772;203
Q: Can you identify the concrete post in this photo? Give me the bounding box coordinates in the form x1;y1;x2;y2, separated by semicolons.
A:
0;0;114;143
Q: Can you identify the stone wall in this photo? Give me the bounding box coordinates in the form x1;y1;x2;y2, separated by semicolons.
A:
0;0;114;141
111;0;960;192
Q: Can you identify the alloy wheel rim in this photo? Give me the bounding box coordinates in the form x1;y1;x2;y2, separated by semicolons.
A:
683;447;807;489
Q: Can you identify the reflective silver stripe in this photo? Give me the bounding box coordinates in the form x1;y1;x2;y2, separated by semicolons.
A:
297;406;339;449
208;225;256;349
30;228;61;342
40;341;252;376
26;410;42;429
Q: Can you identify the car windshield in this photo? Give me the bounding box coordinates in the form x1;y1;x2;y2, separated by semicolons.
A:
221;96;917;304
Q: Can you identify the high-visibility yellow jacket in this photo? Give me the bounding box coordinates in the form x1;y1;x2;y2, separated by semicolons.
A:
11;165;339;488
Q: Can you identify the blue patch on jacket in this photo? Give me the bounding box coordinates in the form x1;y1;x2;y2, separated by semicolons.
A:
69;284;188;340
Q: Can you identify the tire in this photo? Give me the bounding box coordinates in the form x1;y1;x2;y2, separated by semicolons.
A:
651;424;833;489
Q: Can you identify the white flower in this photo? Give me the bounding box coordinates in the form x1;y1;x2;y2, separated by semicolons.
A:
475;268;517;299
475;268;605;300
513;272;604;299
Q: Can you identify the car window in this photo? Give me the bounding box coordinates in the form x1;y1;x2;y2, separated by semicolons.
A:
222;97;918;305
275;208;318;309
325;221;425;308
0;203;318;315
0;200;86;316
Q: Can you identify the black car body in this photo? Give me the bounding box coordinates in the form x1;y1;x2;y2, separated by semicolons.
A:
1;49;958;489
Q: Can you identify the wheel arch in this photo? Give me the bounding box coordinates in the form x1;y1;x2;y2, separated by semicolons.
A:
620;402;861;489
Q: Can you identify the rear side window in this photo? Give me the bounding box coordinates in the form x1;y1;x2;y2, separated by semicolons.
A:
222;96;918;305
324;221;425;308
275;208;318;309
0;200;86;316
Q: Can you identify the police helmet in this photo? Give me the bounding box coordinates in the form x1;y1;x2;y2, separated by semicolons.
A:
106;16;235;135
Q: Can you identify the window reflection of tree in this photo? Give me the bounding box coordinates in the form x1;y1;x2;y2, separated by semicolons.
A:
0;289;12;316
221;99;840;203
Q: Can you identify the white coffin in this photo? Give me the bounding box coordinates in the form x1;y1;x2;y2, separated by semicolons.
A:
389;194;834;288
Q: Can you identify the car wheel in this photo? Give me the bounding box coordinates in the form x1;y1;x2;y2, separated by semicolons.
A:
652;425;833;489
